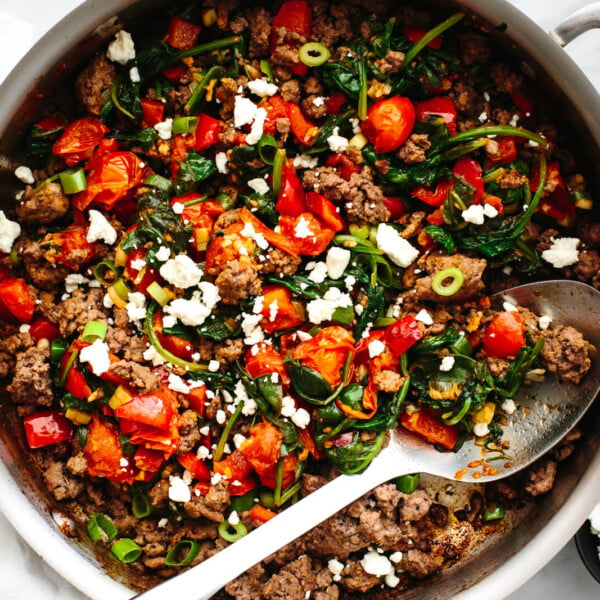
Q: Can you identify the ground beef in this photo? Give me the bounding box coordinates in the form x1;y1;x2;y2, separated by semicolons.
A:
42;288;108;338
263;555;317;600
579;222;600;248
280;79;301;104
490;62;523;94
302;95;328;119
397;133;431;163
374;49;405;74
496;167;529;189
373;369;403;393
524;459;557;496
304;514;370;558
43;459;84;501
246;7;272;57
540;324;592;384
401;549;442;579
359;509;408;547
452;81;478;114
214;208;243;233
225;572;264;600
340;560;381;593
76;53;115;116
399;490;433;522
215;260;262;303
413;253;487;304
399;211;426;237
105;327;147;362
215;77;239;119
571;249;600;287
20;239;70;291
184;480;230;522
214;339;245;364
177;410;202;455
16;182;69;224
8;346;53;407
459;34;490;65
108;360;160;393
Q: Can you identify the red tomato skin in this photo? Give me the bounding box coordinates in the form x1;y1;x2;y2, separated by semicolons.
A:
52;117;108;166
415;96;457;134
482;311;526;358
362;96;416;154
24;410;73;449
453;156;484;203
0;278;35;322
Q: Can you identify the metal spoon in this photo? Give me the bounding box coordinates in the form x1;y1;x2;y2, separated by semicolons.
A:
133;280;600;600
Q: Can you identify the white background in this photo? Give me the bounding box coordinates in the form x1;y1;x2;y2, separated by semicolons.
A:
0;0;598;598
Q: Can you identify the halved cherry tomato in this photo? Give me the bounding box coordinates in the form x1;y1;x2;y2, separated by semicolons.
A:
482;311;526;358
324;153;361;181
29;317;61;342
385;315;424;356
382;195;406;220
415;96;457;135
23;409;73;449
362;96;416;154
134;446;166;474
186;386;207;416
213;450;256;496
162;62;187;82
239;207;299;258
205;221;256;273
279;212;336;256
324;92;347;115
178;452;211;481
167;16;201;50
245;343;290;386
52;117;108;167
153;313;195;361
485;136;518;166
400;409;458;449
531;161;575;226
194;113;222;151
405;27;442;49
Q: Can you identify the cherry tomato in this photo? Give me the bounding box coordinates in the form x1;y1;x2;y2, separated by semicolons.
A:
52;117;108;167
482;311;526;358
362;96;415;154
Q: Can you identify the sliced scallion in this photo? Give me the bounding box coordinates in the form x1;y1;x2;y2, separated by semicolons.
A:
164;540;201;567
111;538;143;563
299;42;331;67
257;134;278;166
395;473;420;494
58;168;87;194
93;260;118;286
146;281;174;307
272;148;287;196
260;59;274;83
87;513;118;543
132;492;153;519
357;58;368;120
144;173;173;194
213;400;244;463
431;267;465;297
217;521;248;543
50;339;68;363
172;116;198;134
81;320;108;343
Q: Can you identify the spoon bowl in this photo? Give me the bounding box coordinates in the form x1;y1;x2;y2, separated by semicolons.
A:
134;280;600;600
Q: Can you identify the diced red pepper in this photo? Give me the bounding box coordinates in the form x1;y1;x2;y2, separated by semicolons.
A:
213;450;256;496
411;179;452;207
285;102;318;145
259;285;305;334
279;212;336;256
263;95;288;135
162;62;187;82
29;317;61;342
60;344;92;399
0;278;35;323
52;117;109;167
134;446;166;474
239;208;299;257
415;96;457;135
23;409;73;449
178;452;211;481
275;159;308;217
249;505;277;523
152;313;195;361
382;196;406;220
245;343;290;386
324;92;347;115
425;206;445;225
123;248;163;296
531;160;575;225
400;410;458;449
482;311;526;358
140;98;165;127
384;315;424;356
485;136;518;166
167;16;201;50
269;1;313;76
114;387;177;432
483;194;504;216
306;191;345;232
362;96;416;154
41;226;97;271
453;156;484;203
511;84;535;117
186;386;207;416
324;153;361;181
35;115;68;132
405;27;443;49
194;113;222;151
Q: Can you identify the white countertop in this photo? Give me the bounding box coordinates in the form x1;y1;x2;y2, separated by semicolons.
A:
0;0;598;598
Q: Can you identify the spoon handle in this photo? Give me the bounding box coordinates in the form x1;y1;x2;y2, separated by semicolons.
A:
132;447;402;600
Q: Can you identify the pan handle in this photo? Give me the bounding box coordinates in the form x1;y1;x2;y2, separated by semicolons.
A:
550;2;600;46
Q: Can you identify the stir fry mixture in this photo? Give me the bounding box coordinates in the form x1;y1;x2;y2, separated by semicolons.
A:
1;0;597;595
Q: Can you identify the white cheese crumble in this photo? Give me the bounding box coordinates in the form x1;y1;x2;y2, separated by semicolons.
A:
155;246;171;262
541;237;580;268
241;312;265;345
14;165;34;184
291;408;311;429
246;106;268;145
483;203;499;219
65;274;90;293
164;282;221;327
326;247;351;280
502;301;518;312
439;356;455;372
538;315;552;330
129;66;141;83
208;359;220;372
368;339;386;358
247;78;278;98
375;223;419;268
168;373;191;394
0;210;21;253
86;209;117;245
143;344;166;366
215;151;229;174
168;475;191;503
360;550;394;577
107;30;136;65
154;118;174;140
461;204;485;225
126;291;147;323
328;559;345;576
306;261;328;284
327;126;349;153
473;422;490;437
294;216;314;239
414;309;433;326
248;177;270;195
501;398;517;415
79;339;111;376
234;96;258;128
307;287;353;325
159;254;203;289
293;154;319;169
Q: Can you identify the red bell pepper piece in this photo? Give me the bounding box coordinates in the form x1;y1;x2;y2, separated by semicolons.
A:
194;113;222;151
483;194;504;216
400;410;458;449
249;505;277;523
23;409;73;449
324;153;361;181
239;207;299;257
178;452;211;481
162;62;187;82
511;84;535;117
382;195;406;220
140;98;165;127
453;156;484;203
275;159;308;217
415;96;457;135
0;278;35;323
285;102;318;145
412;179;452;207
482;311;526;358
213;449;256;496
306;191;345;232
152;313;194;361
59;341;93;399
123;247;163;296
29;317;61;342
52;117;109;167
384;315;424;356
167;16;201;50
134;446;166;474
186;386;207;416
35;115;68;133
530;161;575;225
259;285;305;334
41;226;97;271
244;343;290;386
279;212;336;256
362;96;416;154
485;136;518;166
324;92;347;115
269;0;313;76
425;206;445;226
115;387;177;432
405;27;443;49
263;95;288;135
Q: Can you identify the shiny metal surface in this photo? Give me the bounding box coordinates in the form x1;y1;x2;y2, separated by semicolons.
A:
550;2;600;46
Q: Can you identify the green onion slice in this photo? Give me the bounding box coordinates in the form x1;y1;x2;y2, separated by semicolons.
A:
213;400;244;463
81;320;108;343
260;59;275;83
395;473;420;494
87;513;118;543
257;134;278;166
132;492;153;519
144;173;173;193
111;538;143;563
146;281;172;307
93;260;118;286
217;521;248;543
172;115;198;134
164;540;201;567
56;348;79;387
112;278;131;301
50;339;68;363
272;148;287;196
358;58;368;121
58;168;87;194
299;42;331;67
431;267;465;297
483;504;506;522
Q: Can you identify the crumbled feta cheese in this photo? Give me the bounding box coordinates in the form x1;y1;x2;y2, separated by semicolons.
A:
389;551;403;563
154;118;173;140
439;356;455;372
155;246;171;262
385;573;400;588
14;165;34;184
503;301;518;312
415;309;433;326
168;475;191;503
233;433;246;449
86;209;117;244
172;202;185;215
292;408;311;429
375;223;419;268
307;287;353;324
216;409;227;425
473;422;490;437
129;66;141;82
246;106;268;145
126;291;147;323
538;315;552;330
368;339;386;358
268;298;279;322
328;559;345;576
327;126;349;153
164;282;220;327
79;339;111;376
294;216;314;239
478;111;488;122
208;359;220;372
247;78;278;98
360;550;393;577
281;395;296;418
0;210;21;253
296;330;313;342
306;261;328;284
293;154;319;169
159;254;203;289
228;511;240;526
241;312;265;345
313;96;325;107
168;373;191;394
143;344;166;366
501;398;517;415
326;247;351;280
461;204;485;225
541;237;580;268
162;315;177;329
248;177;270;195
107;30;136;64
483;203;499;219
234;96;258;128
130;258;146;271
242;398;258;416
215;151;229;174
